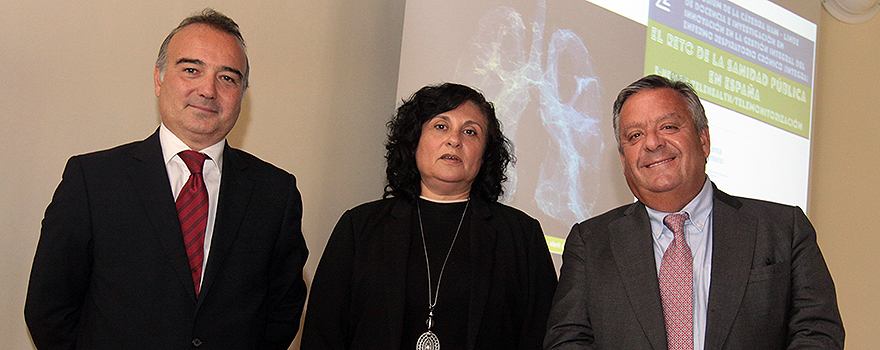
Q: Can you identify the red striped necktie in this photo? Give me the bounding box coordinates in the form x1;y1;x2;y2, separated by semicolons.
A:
176;150;210;296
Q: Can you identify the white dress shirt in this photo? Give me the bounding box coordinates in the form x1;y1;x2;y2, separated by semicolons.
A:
159;124;224;288
646;177;714;350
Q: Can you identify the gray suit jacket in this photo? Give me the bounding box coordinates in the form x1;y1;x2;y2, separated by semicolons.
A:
544;185;843;349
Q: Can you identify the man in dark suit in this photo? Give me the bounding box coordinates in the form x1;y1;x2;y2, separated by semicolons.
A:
24;9;308;350
544;75;844;349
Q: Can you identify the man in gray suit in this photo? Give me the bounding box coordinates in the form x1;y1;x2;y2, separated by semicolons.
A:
544;75;844;349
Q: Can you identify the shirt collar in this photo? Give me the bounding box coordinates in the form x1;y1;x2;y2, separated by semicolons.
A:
159;124;225;170
646;177;714;238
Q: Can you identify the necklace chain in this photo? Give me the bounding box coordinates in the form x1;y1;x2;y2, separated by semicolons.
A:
417;198;469;312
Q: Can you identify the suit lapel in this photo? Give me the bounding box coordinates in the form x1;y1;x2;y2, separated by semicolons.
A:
608;202;667;350
383;199;413;350
197;145;254;306
704;188;754;350
465;199;496;350
126;131;198;301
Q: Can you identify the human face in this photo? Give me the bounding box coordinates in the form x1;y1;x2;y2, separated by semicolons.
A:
154;24;247;150
416;101;488;200
618;88;710;212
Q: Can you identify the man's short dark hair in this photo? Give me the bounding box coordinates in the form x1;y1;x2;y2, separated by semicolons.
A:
155;8;249;89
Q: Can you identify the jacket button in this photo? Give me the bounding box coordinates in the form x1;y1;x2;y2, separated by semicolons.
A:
192;338;203;347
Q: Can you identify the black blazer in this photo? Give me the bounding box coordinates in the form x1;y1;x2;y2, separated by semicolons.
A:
301;197;557;350
544;186;844;349
25;131;308;350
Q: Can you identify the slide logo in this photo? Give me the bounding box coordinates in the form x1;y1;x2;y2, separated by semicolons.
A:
656;0;672;12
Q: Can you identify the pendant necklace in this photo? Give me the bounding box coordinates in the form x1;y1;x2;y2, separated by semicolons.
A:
415;198;469;350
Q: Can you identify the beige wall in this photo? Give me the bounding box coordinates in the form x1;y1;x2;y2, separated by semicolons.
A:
812;6;880;349
1;1;877;349
0;1;404;348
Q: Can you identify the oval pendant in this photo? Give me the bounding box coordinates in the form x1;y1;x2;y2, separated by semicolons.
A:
416;330;440;350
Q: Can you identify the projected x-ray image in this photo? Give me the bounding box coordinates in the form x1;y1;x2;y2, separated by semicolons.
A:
455;0;605;226
398;0;658;258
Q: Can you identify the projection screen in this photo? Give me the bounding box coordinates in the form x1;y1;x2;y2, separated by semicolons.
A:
396;0;818;262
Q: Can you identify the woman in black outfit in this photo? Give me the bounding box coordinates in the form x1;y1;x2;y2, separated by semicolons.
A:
302;82;557;350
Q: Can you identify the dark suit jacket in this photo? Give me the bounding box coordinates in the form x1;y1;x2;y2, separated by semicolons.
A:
301;197;557;350
25;131;308;350
544;186;844;349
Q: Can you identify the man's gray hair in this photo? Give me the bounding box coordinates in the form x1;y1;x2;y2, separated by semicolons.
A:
611;74;707;152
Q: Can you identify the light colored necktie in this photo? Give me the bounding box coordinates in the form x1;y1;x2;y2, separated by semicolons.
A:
176;150;209;296
659;212;693;350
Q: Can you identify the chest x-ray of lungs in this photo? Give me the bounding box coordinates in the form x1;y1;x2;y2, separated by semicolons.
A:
454;0;605;229
398;0;646;263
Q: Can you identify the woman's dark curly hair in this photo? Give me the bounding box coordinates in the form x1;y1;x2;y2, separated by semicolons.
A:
383;83;514;202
